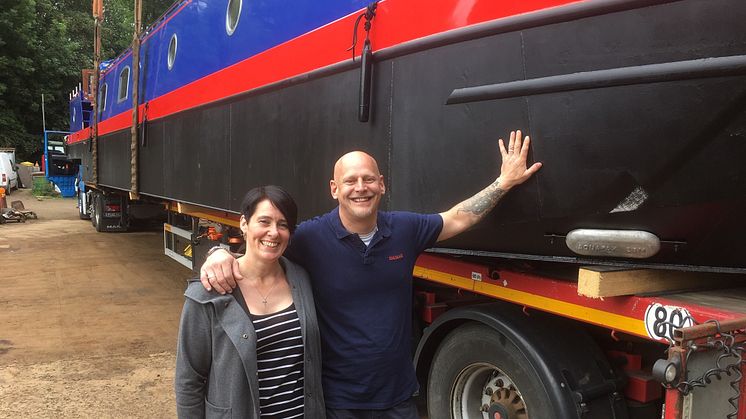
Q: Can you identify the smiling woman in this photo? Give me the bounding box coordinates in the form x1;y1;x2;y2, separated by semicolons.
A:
236;189;294;294
175;185;326;418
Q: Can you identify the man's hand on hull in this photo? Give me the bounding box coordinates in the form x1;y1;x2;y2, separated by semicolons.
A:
199;248;242;294
496;130;542;190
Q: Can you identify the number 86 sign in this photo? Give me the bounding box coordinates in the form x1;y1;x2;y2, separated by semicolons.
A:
644;303;695;342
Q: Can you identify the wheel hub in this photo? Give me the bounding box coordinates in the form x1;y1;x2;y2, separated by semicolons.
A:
451;363;528;419
488;387;528;419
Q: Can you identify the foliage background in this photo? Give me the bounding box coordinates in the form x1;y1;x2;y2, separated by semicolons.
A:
0;0;173;162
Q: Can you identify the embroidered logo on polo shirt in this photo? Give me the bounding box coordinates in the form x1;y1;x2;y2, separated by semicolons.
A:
388;253;404;261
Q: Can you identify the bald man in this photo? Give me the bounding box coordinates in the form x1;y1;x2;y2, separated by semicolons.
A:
201;130;541;418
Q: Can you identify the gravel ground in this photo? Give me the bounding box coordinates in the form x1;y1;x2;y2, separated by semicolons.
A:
0;189;191;418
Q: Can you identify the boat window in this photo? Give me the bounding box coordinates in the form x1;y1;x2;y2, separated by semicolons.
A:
117;66;130;102
168;34;177;70
226;0;242;35
99;83;108;112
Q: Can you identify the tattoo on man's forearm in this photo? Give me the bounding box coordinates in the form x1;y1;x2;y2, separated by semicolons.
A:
456;182;506;217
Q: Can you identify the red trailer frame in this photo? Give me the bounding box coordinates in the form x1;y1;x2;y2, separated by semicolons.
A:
413;252;746;419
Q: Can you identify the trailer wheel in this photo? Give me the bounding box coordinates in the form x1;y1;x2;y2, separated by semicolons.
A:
428;323;554;419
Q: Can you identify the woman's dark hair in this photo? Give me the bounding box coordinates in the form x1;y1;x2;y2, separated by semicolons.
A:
240;185;298;234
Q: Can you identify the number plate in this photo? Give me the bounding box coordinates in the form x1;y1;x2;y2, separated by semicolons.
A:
644;303;695;341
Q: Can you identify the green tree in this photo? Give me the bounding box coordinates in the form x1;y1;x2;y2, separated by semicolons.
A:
0;0;173;162
0;0;80;161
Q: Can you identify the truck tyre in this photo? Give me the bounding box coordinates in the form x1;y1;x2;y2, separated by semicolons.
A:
78;190;90;220
428;323;554;419
92;193;103;231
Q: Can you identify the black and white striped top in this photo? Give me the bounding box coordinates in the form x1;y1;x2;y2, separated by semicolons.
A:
249;303;305;418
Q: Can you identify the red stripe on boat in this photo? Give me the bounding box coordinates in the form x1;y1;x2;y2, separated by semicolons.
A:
72;0;583;140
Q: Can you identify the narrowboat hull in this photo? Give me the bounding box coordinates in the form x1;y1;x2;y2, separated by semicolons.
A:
68;0;746;273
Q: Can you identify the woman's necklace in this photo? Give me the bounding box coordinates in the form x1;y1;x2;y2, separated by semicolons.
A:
252;277;282;307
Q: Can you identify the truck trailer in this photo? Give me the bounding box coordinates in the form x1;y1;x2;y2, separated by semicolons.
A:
65;0;746;417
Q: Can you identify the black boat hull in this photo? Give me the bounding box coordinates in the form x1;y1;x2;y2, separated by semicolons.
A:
69;0;746;273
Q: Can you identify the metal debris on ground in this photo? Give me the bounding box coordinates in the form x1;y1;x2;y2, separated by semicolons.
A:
1;207;26;223
10;200;38;219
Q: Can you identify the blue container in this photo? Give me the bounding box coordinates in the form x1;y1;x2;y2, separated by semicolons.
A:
48;175;77;197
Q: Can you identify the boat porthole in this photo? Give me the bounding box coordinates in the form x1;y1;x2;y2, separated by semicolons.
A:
168;34;177;70
226;0;242;36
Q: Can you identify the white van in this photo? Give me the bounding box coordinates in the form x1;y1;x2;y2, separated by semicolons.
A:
0;151;19;195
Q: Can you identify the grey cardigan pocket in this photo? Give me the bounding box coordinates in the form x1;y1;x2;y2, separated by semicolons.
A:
205;399;232;419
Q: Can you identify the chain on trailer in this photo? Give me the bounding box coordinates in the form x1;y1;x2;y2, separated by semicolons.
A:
657;317;746;419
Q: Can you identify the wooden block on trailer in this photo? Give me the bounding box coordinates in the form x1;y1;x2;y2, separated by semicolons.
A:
577;266;730;298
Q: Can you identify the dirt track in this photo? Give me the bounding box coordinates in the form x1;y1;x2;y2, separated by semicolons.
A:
0;189;191;418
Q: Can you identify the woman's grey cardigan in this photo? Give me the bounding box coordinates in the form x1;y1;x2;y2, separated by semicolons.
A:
175;257;326;418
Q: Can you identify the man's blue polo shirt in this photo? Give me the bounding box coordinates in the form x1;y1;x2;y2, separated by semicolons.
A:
285;207;443;409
